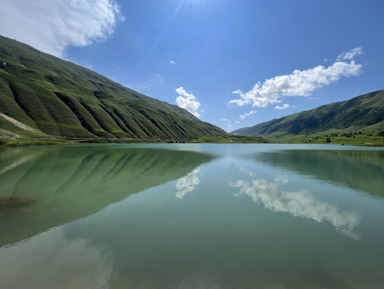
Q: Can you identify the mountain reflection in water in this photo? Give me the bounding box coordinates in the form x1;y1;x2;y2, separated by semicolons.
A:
255;149;384;198
0;145;214;247
1;144;384;289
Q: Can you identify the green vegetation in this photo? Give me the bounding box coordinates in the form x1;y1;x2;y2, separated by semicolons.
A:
0;36;225;143
2;35;382;146
191;135;268;143
0;137;73;146
265;129;384;146
232;90;384;146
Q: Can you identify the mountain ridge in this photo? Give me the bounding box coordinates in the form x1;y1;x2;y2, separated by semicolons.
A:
231;89;384;140
0;35;226;142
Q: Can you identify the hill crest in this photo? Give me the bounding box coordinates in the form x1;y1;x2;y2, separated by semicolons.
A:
0;36;225;142
231;89;384;138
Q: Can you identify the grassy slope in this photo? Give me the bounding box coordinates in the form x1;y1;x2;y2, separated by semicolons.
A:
232;90;384;145
0;36;226;142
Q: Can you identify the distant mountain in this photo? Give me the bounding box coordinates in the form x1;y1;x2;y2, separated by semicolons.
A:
0;36;225;141
232;90;384;137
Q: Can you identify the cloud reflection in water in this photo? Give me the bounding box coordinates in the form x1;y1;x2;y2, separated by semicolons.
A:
175;168;200;199
231;177;360;239
0;228;113;289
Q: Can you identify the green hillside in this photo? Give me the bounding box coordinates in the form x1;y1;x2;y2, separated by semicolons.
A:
0;36;225;142
232;90;384;145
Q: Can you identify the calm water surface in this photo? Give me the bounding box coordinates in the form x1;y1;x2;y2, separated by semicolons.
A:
0;144;384;289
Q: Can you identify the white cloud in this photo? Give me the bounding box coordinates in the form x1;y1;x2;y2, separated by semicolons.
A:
221;118;241;128
337;47;363;61
0;0;124;57
274;104;290;110
170;60;176;65
176;87;201;118
230;48;363;108
221;118;233;127
239;110;257;120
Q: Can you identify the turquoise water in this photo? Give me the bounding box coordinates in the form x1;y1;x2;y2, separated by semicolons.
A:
0;144;384;289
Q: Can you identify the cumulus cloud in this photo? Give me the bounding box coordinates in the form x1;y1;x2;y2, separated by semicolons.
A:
274;104;290;110
176;87;201;118
0;0;124;57
170;60;176;65
239;110;257;120
230;48;363;108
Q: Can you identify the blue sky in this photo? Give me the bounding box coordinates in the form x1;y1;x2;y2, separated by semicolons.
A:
1;0;383;132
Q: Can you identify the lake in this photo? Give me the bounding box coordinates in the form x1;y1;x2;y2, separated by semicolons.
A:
0;143;384;289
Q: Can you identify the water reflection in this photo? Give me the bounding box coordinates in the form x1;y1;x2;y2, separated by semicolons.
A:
1;144;384;289
0;228;113;289
0;154;35;174
256;149;384;198
231;176;360;239
0;145;214;247
175;168;200;199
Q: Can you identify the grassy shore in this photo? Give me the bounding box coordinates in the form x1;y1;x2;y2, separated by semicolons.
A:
189;135;268;143
266;132;384;147
1;132;383;146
